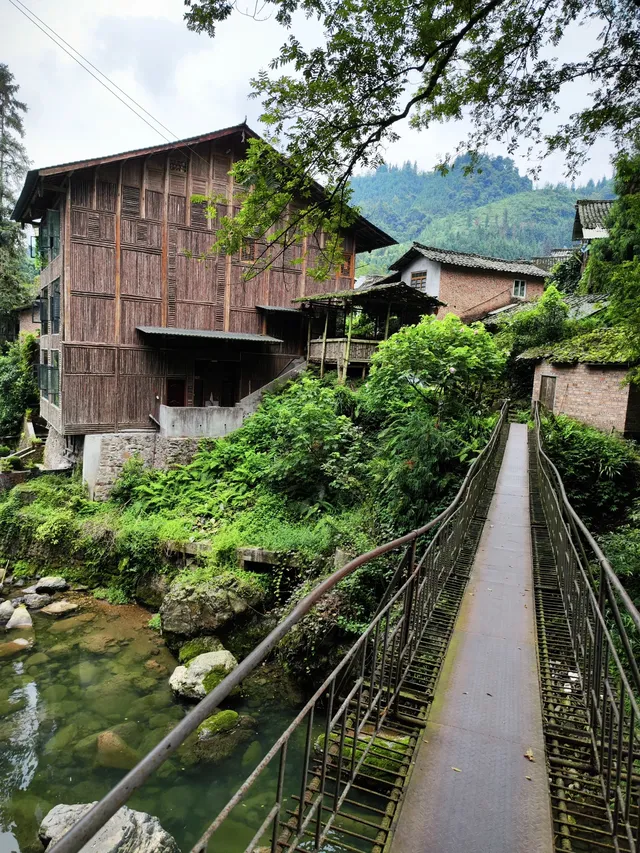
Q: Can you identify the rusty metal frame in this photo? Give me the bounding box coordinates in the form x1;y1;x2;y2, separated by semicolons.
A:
48;401;509;853
533;402;640;852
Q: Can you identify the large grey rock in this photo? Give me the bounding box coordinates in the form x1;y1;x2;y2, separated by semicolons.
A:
135;572;171;609
160;574;264;639
23;592;53;610
0;599;15;625
6;605;33;629
41;600;79;617
39;803;180;852
169;650;238;700
35;576;68;593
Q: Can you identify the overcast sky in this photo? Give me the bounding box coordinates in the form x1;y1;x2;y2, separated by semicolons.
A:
2;0;615;186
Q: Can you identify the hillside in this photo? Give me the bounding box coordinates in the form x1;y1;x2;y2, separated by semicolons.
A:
351;157;615;274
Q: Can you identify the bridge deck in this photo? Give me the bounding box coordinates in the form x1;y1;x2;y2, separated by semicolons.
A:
390;423;553;853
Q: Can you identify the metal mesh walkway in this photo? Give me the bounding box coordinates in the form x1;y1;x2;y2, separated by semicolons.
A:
389;423;554;853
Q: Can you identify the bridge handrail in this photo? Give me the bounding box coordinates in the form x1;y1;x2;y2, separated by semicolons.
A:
533;402;640;633
533;402;640;850
49;400;509;853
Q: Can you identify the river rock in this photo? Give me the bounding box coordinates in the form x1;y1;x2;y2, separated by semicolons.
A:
180;710;255;766
6;605;33;629
135;572;171;609
39;803;180;852
34;576;68;593
23;592;53;610
0;599;15;625
177;635;224;664
0;637;32;659
41;600;79;617
169;650;238;700
160;573;264;641
95;730;140;770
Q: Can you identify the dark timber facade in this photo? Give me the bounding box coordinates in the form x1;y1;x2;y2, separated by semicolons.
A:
13;124;395;441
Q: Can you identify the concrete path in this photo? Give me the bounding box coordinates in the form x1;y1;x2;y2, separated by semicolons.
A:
390;424;553;853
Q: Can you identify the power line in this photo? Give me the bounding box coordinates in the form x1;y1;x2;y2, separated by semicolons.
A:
10;0;183;145
7;0;212;170
7;0;174;145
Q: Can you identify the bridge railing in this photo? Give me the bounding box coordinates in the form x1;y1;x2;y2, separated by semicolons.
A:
49;400;509;853
534;402;640;850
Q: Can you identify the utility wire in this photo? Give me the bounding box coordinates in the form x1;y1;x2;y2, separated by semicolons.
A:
7;0;211;169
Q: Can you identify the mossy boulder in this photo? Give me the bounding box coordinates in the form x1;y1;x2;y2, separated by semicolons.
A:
169;650;238;700
178;636;224;665
179;710;255;766
160;572;265;643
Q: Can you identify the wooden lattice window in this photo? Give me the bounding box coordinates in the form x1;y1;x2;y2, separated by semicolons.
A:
410;270;427;292
122;186;141;216
340;253;354;278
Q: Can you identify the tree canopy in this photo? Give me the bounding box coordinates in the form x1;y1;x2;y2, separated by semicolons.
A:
0;64;35;329
184;0;640;263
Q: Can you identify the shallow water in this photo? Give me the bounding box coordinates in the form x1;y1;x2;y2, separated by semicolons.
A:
0;592;308;853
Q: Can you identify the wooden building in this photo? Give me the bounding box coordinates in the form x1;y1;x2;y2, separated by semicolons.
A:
12;124;395;464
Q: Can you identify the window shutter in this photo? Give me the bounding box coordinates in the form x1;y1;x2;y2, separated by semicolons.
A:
122;186;141;216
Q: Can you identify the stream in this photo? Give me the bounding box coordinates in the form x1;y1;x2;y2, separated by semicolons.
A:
0;590;309;853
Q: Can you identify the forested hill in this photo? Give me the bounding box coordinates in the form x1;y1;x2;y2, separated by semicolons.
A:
350;155;615;273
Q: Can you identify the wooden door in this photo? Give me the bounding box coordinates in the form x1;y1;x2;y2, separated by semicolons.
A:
539;375;556;411
166;378;186;407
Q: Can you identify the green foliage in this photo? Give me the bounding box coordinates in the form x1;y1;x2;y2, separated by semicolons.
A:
365;314;505;417
0;333;39;435
547;253;582;295
93;586;130;605
0;444;10;456
519;326;635;365
147;613;162;631
184;0;631;268
540;414;640;530
495;286;570;357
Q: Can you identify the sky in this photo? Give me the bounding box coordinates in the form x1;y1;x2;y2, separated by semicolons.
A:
2;0;616;186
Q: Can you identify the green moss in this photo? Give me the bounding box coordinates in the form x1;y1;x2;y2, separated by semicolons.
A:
202;666;229;694
316;731;411;778
147;614;161;631
197;709;239;737
519;326;637;365
178;636;223;664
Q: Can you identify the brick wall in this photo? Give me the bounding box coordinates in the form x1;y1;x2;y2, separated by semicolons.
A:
532;361;632;433
438;267;545;322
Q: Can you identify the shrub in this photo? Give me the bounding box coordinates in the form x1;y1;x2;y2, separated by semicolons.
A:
541;414;640;529
147;613;162;631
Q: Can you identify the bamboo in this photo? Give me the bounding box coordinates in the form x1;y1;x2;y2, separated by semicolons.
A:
384;302;392;340
320;311;329;378
342;305;354;383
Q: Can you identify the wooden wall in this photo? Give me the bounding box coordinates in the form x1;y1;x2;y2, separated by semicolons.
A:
53;137;353;434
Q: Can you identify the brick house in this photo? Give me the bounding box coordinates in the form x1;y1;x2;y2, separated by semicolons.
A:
12;123;394;493
383;243;548;321
520;328;640;436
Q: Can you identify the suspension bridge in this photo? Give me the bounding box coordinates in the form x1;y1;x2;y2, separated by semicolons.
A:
48;402;640;853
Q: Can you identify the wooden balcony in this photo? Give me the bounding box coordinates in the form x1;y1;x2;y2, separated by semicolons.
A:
308;337;380;368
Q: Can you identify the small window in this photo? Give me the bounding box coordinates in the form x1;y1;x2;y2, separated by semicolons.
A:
51;279;61;335
241;240;257;262
513;279;527;298
40;286;49;334
411;270;427;292
50;352;60;407
339;253;354;278
39;351;49;400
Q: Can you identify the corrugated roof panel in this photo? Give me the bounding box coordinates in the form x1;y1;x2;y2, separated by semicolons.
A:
137;327;283;343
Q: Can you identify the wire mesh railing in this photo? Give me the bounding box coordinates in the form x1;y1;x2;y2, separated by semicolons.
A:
48;401;509;853
534;402;640;852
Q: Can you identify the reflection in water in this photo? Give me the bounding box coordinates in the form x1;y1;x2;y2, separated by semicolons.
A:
0;594;303;853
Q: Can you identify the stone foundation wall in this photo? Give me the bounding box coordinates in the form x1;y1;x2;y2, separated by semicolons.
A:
43;425;70;470
83;432;200;500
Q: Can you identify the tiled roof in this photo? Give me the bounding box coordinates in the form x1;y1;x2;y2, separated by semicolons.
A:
390;243;549;278
572;200;614;240
484;293;609;325
530;249;577;272
518;327;635;364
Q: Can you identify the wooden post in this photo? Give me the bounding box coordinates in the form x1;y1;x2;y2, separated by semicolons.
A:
384;302;392;340
320;310;329;378
341;304;353;383
306;310;312;358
